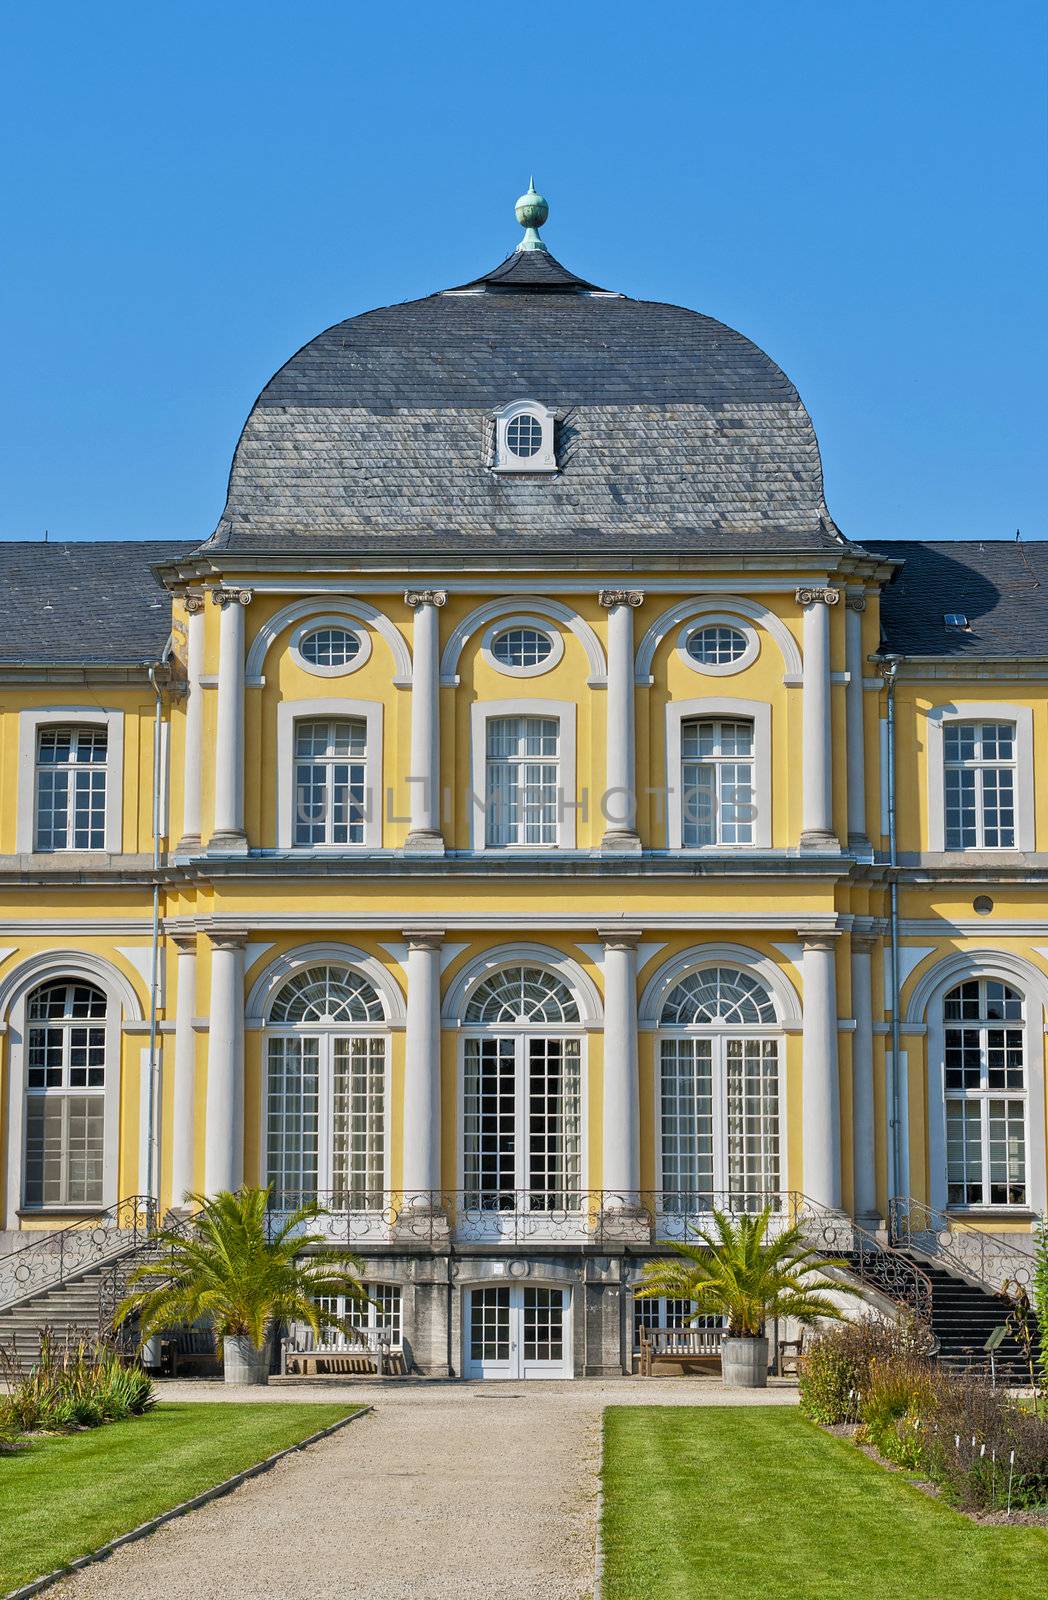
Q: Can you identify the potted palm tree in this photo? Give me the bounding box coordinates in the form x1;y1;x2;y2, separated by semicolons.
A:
115;1187;370;1385
634;1206;858;1388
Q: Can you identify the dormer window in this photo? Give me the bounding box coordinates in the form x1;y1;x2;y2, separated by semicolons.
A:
492;400;558;475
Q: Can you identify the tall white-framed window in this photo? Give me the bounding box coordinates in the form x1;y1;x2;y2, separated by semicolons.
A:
926;703;1034;853
943;722;1017;849
470;700;577;849
680;717;755;846
460;965;584;1214
943;979;1026;1208
23;980;108;1208
657;966;781;1209
276;698;383;850
17;709;125;854
292;718;367;847
665;699;771;850
264;964;388;1209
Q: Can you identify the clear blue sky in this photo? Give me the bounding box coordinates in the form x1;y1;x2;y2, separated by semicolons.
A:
3;1;1045;545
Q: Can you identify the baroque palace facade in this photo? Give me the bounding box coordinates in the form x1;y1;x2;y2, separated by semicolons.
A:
1;187;1046;1377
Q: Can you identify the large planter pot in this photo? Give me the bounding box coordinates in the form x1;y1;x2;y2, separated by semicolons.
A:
223;1333;270;1386
720;1335;769;1389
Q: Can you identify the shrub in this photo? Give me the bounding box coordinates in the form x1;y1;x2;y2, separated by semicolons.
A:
919;1371;1048;1513
858;1354;935;1469
798;1315;933;1425
0;1330;155;1436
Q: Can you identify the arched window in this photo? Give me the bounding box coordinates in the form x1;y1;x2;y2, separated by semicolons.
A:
24;980;108;1207
943;979;1026;1207
265;964;386;1210
658;966;780;1209
462;966;582;1214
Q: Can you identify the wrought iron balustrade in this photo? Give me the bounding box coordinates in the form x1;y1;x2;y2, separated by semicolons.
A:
889;1196;1037;1295
0;1195;159;1313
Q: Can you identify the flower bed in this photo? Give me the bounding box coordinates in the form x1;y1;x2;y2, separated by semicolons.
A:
799;1317;1048;1518
1;1330;155;1442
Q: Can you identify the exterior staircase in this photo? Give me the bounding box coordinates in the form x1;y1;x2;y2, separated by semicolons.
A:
892;1251;1035;1379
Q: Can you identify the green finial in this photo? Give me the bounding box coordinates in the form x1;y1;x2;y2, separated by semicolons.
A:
515;177;549;252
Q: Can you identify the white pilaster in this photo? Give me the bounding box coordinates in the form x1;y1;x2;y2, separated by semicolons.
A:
404;591;446;854
176;593;205;854
850;933;877;1221
170;934;198;1208
402;930;443;1197
802;934;842;1209
600;929;642;1202
599;590;643;851
209;586;251;853
845;595;868;846
796;586;839;848
204;932;246;1194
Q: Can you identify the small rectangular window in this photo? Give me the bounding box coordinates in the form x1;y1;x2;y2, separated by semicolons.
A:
680;718;755;846
485;715;560;847
293;718;367;847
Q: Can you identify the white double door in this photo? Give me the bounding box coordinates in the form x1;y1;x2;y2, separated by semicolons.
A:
464;1284;573;1379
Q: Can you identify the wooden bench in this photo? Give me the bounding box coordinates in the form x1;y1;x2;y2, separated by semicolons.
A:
639;1324;724;1376
281;1324;405;1378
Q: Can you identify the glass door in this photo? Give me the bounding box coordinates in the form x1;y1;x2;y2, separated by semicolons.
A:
465;1285;572;1379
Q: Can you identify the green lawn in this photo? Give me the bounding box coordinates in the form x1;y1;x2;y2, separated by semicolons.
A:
601;1407;1048;1600
0;1401;358;1594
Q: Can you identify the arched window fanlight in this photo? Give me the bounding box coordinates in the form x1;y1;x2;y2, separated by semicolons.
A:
269;965;384;1025
465;965;580;1024
660;967;776;1027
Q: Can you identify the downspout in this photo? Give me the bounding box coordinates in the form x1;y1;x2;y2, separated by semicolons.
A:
880;656;904;1230
145;665;165;1219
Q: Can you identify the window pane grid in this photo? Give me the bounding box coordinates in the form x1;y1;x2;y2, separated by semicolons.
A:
686;625;748;666
299;627;360;668
491;627;553;669
293;718;367;846
464;1037;516;1207
660;1039;714;1207
526;1037;581;1208
943;721;1017;849
331;1037;385;1204
485;716;559;847
35;726;108;850
943;979;1026;1206
680;718;754;846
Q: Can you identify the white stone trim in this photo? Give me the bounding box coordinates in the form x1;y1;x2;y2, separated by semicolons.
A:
924;702;1035;852
442;944;603;1028
491;398;558;475
441;597;606;687
244;597;411;687
1;950;143;1220
288;616;372;679
907;947;1048;1217
664;697;772;850
480;616;564;679
16;708;125;854
638;944;802;1028
635;596;802;684
244;941;407;1027
469;699;577;851
676;615;760;677
276;698;383;850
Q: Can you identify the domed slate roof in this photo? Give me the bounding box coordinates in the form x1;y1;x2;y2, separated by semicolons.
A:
203;194;843;557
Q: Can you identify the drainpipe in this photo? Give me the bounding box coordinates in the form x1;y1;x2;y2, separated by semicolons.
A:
880;656;904;1232
145;665;165;1220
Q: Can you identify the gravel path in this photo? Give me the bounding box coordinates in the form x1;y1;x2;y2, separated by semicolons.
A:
51;1378;798;1600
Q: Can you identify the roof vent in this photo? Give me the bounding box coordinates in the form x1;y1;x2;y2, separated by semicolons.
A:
944;613;970;630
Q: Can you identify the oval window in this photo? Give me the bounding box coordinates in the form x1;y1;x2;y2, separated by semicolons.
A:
491;626;553;670
299;627;361;669
506;413;543;458
687;625;748;667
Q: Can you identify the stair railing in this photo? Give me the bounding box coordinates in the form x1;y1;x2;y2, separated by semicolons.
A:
97;1208;197;1343
0;1195;159;1313
787;1193;934;1326
888;1196;1037;1297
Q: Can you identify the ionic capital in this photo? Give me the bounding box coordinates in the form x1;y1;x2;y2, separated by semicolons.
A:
846;594;867;613
171;932;198;955
405;590;447;609
207;929;248;952
211;586;252;609
402;928;445;952
795;586;841;608
597;927;644;950
183;590;206;615
599;589;644;609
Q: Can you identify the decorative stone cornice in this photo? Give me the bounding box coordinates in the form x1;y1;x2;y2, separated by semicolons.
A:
599;589;644;609
211;587;252;609
795;586;841;608
404;590;447;609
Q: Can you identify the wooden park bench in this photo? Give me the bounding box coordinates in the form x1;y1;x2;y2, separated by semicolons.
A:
280;1323;406;1377
639;1323;724;1376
